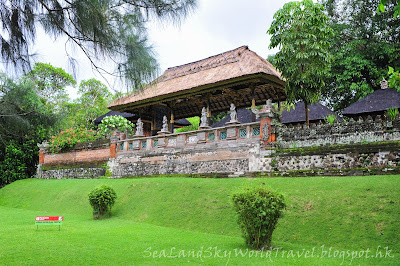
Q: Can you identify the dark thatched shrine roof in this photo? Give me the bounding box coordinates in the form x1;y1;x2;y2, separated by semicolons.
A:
211;108;259;128
342;88;400;115
94;111;135;124
94;111;191;126
281;101;337;124
108;46;286;119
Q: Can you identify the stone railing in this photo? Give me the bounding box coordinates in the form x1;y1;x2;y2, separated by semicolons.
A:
276;115;400;148
116;122;261;153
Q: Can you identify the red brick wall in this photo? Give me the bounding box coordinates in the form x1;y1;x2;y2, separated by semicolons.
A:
43;148;110;166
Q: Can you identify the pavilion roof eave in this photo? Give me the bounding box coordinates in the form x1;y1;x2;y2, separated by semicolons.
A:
109;72;285;112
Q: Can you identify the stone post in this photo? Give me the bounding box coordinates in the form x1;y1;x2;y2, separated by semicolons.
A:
258;99;276;146
110;131;119;158
37;141;49;165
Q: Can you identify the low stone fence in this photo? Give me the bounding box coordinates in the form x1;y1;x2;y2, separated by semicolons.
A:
276;115;400;148
110;122;262;177
116;122;261;153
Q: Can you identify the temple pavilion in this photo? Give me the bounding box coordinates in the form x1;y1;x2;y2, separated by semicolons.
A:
108;46;285;136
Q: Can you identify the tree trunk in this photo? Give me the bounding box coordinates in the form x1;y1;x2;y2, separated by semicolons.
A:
305;101;309;126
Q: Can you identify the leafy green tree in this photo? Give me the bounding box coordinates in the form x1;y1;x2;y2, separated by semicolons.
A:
268;0;333;125
0;75;57;187
74;79;112;129
0;0;197;90
378;0;400;17
321;0;400;111
25;63;76;110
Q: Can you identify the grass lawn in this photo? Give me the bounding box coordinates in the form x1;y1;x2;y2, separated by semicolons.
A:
0;175;399;265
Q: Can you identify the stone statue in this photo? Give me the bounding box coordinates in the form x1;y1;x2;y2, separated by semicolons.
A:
161;115;169;132
380;78;388;89
229;103;238;123
135;118;143;136
199;107;209;128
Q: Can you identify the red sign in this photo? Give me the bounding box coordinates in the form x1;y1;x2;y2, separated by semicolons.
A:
36;216;63;221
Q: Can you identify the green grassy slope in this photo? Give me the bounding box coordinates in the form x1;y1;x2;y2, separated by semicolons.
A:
0;175;399;265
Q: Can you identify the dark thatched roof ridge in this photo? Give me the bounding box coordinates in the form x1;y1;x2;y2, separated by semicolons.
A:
342;88;400;115
211;108;259;128
94;111;135;124
281;101;337;124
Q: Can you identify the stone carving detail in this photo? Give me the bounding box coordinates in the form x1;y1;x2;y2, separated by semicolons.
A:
135;118;144;136
187;134;198;144
167;138;177;147
380;78;388;89
262;122;270;141
199;107;209;128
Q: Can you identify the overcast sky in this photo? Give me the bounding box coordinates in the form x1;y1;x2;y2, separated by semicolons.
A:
30;0;292;98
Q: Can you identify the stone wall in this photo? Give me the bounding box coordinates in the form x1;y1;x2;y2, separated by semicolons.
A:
38;166;106;179
110;138;259;177
256;142;400;176
276;115;400;148
37;117;400;179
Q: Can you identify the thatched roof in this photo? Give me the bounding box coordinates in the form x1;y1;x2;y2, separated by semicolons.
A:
281;101;337;124
94;110;191;126
109;46;285;119
211;108;259;128
342;88;400;116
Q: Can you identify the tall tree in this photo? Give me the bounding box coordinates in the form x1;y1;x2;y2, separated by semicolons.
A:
0;0;197;91
321;0;400;111
0;74;57;187
74;78;112;129
25;62;76;110
268;0;333;125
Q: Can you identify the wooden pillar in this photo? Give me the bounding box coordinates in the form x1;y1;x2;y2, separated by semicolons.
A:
251;85;256;122
170;109;175;133
151;106;157;136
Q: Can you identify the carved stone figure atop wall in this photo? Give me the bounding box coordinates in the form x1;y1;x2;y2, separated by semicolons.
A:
199;107;210;128
228;103;239;124
159;115;170;134
135;118;144;136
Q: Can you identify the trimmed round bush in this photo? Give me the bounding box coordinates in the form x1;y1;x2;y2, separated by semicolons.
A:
232;186;286;249
88;185;117;219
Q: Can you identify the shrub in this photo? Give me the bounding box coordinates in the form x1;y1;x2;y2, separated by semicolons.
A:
232;186;286;249
386;107;399;120
98;115;135;136
324;114;337;125
48;121;101;153
88;185;117;219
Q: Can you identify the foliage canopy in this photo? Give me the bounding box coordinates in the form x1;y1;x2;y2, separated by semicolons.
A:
0;0;197;90
268;0;333;124
321;0;400;111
